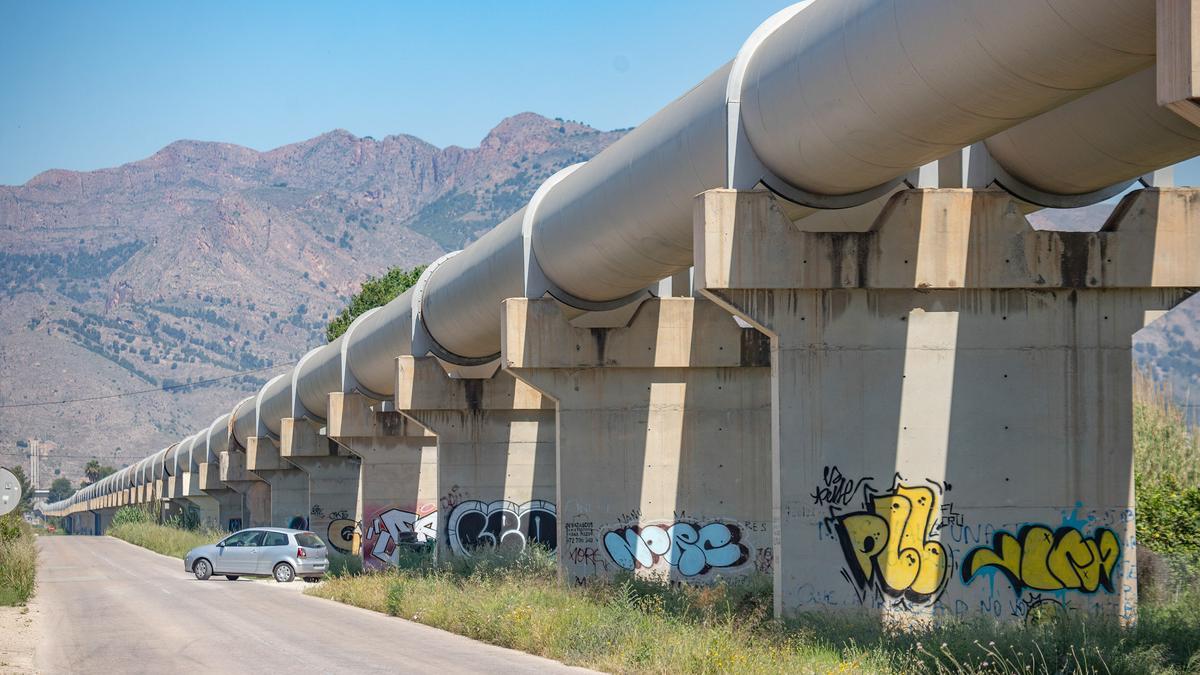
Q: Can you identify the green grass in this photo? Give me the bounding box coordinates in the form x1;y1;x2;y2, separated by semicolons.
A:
1134;370;1200;488
309;547;1200;674
0;514;36;606
108;506;224;559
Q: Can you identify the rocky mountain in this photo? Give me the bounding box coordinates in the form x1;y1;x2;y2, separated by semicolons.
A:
0;113;626;484
0;117;1196;485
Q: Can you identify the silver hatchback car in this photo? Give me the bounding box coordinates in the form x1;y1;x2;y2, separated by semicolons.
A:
185;527;328;583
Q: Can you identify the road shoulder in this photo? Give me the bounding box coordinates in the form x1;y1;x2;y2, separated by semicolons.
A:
0;603;38;674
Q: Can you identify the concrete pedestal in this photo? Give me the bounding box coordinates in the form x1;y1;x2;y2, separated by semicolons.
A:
281;417;361;550
695;187;1200;624
396;357;556;562
327;392;439;566
503;298;772;585
219;450;270;527
198;462;247;531
246;436;310;529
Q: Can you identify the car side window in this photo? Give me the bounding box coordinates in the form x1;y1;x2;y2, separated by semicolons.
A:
263;532;288;547
221;531;251;547
245;531;266;547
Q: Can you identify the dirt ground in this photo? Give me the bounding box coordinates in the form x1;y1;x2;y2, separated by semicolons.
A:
0;603;37;674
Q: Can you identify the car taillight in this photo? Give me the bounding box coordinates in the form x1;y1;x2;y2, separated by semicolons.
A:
297;547;307;558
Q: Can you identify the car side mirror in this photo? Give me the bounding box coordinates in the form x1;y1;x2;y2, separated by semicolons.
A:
216;542;225;548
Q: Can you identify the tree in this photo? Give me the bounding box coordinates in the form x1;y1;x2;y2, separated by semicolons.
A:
84;460;101;486
48;477;74;503
325;265;426;342
79;461;116;489
5;466;32;513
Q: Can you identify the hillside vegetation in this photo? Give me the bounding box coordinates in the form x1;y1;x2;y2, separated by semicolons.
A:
0;113;625;480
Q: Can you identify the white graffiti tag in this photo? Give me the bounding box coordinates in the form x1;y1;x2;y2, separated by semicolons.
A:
603;522;749;577
364;509;438;567
445;499;557;557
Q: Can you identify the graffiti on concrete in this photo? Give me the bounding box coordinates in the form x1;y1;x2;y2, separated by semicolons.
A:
327;518;356;554
811;466;871;507
961;525;1121;596
363;506;438;568
603;521;750;577
445;499;557;557
310;504;351;520
828;478;950;604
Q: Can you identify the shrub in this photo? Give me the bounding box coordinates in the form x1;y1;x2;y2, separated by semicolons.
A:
0;513;35;605
109;519;224;559
111;504;156;527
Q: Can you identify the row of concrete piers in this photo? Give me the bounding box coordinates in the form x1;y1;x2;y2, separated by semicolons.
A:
54;187;1199;624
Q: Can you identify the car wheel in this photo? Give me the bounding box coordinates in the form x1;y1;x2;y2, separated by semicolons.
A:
303;577;319;583
225;575;239;581
273;562;295;583
193;559;212;581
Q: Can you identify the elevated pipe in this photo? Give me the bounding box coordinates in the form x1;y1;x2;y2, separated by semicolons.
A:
205;413;232;463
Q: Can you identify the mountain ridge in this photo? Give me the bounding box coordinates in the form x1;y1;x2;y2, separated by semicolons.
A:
0;112;626;484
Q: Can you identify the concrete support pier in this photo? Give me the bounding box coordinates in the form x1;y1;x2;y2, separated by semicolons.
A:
219;449;270;528
246;436;310;529
327;392;439;566
198;461;247;531
281;417;361;549
395;357;556;562
694;188;1200;624
503;298;772;586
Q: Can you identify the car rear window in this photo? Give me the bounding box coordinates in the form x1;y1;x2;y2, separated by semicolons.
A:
296;533;324;548
263;532;288;547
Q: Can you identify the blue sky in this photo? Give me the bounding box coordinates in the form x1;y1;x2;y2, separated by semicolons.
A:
0;1;792;185
2;1;1197;187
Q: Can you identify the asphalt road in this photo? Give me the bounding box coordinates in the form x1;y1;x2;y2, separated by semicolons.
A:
34;536;593;674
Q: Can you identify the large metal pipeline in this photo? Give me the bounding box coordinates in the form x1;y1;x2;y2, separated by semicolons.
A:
295;344;340;420
256;373;291;438
984;67;1200;201
230;396;255;450
205;413;231;463
368;0;1160;368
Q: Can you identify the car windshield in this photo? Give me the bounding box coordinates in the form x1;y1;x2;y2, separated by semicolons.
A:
295;533;324;548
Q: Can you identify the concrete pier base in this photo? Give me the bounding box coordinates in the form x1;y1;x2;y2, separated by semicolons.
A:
396;357;557;563
219;450;270;527
246;436;310;529
327;392;439;566
180;494;221;530
694;187;1200;624
281;417;361;549
198;462;247;531
503;298;772;586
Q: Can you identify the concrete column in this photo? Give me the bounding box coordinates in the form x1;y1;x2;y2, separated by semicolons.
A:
96;507;115;534
694;187;1200;624
395;357;556;562
246;437;310;529
219;450;270;528
503;298;772;586
327;392;438;567
196;463;246;531
281;417;361;550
